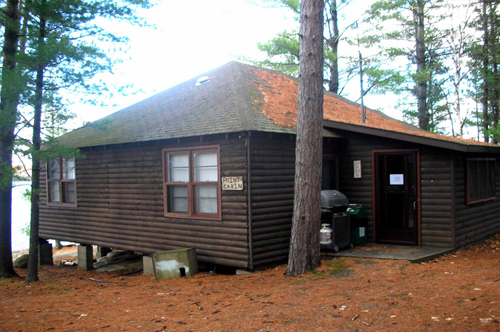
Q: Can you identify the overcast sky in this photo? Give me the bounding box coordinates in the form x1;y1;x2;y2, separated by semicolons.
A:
70;0;477;132
70;0;298;126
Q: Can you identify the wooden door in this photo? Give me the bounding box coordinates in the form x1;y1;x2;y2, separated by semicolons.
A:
374;151;419;245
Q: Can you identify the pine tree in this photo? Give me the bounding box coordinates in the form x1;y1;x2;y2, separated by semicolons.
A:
25;0;153;283
468;0;500;143
253;0;351;94
0;0;22;279
0;0;153;281
287;0;324;277
361;0;447;132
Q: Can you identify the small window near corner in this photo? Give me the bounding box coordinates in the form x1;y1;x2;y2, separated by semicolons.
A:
467;158;496;204
47;157;77;206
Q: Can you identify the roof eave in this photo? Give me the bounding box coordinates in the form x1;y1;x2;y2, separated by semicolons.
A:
323;120;500;154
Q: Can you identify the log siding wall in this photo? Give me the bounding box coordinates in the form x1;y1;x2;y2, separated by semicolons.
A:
39;134;251;268
40;129;500;270
249;133;296;268
334;130;455;248
419;147;454;247
453;154;500;248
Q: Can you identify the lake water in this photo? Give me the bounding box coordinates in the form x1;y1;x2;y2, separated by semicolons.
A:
11;181;31;251
11;181;73;252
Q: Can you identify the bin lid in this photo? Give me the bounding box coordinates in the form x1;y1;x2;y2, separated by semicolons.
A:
347;204;367;219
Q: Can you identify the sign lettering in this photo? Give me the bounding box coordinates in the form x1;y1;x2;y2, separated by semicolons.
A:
222;176;244;190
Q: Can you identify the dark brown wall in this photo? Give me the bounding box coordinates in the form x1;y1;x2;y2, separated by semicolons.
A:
249;133;296;268
333;130;455;248
453;154;500;248
39;133;251;268
40;129;500;270
419;147;454;248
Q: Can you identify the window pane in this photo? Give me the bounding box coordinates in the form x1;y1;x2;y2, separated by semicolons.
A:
467;159;496;203
49;181;61;202
168;153;189;182
194;151;217;167
488;161;496;198
169;153;188;167
63;182;75;203
48;159;61;180
62;157;75;180
194;185;217;214
169;168;189;182
479;161;488;199
194;151;218;182
167;185;188;213
195;166;217;182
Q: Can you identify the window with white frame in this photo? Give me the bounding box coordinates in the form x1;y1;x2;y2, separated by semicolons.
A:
47;157;76;205
163;146;220;219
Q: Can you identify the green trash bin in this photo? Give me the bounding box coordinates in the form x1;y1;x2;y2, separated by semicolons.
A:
347;204;368;245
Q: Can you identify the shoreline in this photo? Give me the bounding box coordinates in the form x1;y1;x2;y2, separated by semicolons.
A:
12;245;78;261
12;248;29;261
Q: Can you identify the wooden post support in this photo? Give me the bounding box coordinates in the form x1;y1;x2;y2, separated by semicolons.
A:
38;239;53;266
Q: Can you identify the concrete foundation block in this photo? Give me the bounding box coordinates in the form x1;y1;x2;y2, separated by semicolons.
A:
77;245;94;271
152;248;198;280
143;255;154;275
39;242;53;266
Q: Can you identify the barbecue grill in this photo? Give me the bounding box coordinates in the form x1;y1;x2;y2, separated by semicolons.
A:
320;190;350;252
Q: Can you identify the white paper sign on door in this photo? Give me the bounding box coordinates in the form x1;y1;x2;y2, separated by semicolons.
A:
390;174;404;185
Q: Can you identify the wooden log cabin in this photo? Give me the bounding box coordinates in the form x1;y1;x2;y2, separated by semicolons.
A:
40;61;500;270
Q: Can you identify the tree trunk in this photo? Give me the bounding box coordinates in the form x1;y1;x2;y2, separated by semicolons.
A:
414;0;429;131
287;0;324;277
26;14;46;283
482;0;490;143
327;0;339;94
26;67;43;283
488;3;500;144
0;0;21;279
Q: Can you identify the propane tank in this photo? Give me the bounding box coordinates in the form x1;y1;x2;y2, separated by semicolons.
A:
320;223;332;245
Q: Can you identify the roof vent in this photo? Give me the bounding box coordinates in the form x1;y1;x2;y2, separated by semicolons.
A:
195;76;212;86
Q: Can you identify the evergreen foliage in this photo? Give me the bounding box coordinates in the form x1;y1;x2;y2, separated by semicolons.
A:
250;0;352;94
0;0;154;280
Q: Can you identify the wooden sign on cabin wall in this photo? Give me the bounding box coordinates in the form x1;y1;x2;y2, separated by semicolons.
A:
222;176;244;190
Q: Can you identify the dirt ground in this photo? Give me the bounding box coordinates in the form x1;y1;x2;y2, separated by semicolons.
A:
1;235;500;332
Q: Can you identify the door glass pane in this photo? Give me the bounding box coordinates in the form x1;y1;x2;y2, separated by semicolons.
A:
194;185;217;214
62;157;75;179
194;151;217;181
167;185;188;213
63;182;75;203
49;181;61;202
48;159;61;180
168;153;189;182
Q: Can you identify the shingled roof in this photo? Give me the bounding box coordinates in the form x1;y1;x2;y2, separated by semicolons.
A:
58;61;500;153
